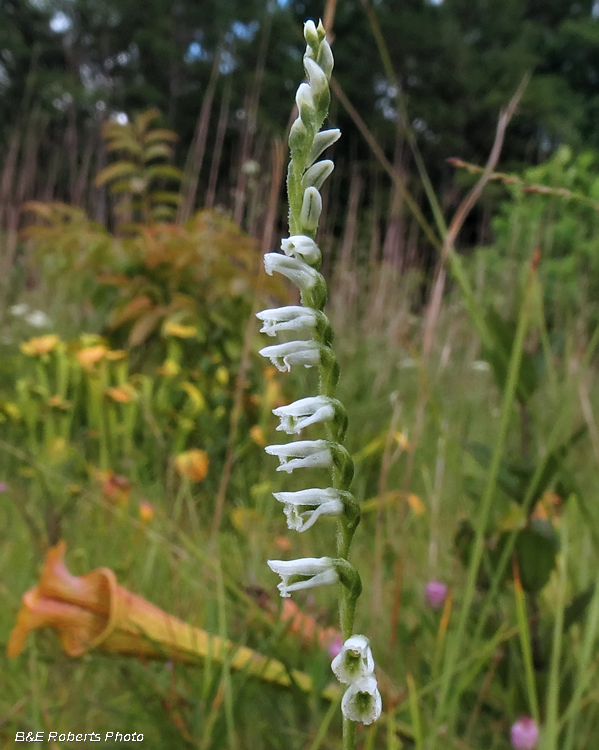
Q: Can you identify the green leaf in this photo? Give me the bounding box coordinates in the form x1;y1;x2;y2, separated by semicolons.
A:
150;191;182;205
482;307;538;403
143;143;174;162
95;161;139;187
144;164;182;182
563;584;596;632
515;520;560;594
143;128;179;145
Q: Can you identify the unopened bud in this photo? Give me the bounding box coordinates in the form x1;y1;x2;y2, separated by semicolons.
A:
289;117;309;155
302;160;334;192
308;129;341;167
316;20;326;42
300;187;323;232
317;39;334;80
304;19;319;48
296;83;316;130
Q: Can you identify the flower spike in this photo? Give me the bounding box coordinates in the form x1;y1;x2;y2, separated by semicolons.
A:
257;18;382;736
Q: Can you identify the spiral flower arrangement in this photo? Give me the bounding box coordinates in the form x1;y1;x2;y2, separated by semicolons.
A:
257;20;381;745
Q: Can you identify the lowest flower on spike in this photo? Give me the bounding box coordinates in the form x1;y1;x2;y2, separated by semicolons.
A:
341;675;382;726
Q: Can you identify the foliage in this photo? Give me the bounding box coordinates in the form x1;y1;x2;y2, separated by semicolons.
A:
95;109;183;229
491;145;599;323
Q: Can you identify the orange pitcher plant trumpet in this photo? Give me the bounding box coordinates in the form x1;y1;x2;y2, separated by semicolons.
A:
7;541;340;700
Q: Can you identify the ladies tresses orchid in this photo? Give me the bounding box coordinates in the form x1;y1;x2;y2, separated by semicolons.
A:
273;396;345;436
263;252;327;308
267;557;338;598
259;340;321;372
258;19;381;740
273;487;349;532
256;306;330;341
281;235;321;265
265;439;332;473
331;635;375;684
340;675;382;726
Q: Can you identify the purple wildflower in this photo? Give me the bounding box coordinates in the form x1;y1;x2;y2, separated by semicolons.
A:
510;717;539;749
425;580;447;609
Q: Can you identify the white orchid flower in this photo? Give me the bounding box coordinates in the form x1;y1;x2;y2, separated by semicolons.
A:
331;634;375;684
263;252;323;294
267;556;338;598
264;439;332;473
273;396;339;434
259;340;321;372
256;306;318;338
341;675;382;725
281;235;321;265
273;487;347;532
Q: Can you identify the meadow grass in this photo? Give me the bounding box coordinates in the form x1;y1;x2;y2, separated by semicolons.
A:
1;255;598;749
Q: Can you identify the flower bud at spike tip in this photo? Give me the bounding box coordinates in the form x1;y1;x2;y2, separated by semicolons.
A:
317;39;334;80
304;57;328;102
304;20;319;48
316;19;326;42
510;718;539;750
300;187;322;233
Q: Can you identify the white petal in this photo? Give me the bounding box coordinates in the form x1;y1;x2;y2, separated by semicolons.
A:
281;235;321;265
256;306;317;337
263;253;321;292
273;396;335;433
341;676;382;725
331;634;375;684
267;557;338;598
258;340;320;372
265;440;332;474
